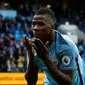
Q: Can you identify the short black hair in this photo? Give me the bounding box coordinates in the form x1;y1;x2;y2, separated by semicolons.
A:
35;7;56;24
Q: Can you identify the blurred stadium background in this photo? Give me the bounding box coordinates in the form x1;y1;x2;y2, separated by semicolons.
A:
0;0;85;85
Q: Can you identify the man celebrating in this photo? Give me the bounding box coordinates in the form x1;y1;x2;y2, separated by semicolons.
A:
23;7;85;85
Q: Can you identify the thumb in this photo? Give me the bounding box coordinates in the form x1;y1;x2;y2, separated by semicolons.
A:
45;41;49;48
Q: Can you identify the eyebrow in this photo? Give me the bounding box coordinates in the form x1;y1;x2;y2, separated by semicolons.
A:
32;20;45;22
32;20;47;25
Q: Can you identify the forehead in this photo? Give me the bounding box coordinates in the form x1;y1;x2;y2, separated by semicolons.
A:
33;15;50;22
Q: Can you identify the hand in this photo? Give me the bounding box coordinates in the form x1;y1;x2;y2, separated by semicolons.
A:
23;36;34;60
33;38;49;61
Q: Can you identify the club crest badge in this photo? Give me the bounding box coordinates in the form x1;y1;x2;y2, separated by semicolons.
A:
50;58;58;66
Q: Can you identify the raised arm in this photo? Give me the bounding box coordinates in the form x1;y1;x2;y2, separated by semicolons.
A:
25;59;38;85
23;36;38;85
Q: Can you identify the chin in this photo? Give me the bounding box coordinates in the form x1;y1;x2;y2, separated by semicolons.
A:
34;35;39;39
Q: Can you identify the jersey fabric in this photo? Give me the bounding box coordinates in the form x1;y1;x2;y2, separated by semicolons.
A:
34;30;84;85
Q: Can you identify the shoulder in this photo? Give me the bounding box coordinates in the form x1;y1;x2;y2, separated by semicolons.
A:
54;30;79;56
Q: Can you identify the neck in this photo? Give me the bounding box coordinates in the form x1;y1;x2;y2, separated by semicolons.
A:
42;30;55;46
49;30;55;46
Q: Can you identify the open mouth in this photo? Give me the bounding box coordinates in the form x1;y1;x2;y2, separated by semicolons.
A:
33;31;41;38
34;34;39;38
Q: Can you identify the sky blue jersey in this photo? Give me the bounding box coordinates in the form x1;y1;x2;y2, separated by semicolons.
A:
34;30;85;85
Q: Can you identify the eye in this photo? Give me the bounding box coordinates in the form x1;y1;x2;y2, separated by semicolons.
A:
37;21;45;26
32;21;36;26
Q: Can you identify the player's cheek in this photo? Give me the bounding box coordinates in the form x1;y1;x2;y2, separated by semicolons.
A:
41;26;50;34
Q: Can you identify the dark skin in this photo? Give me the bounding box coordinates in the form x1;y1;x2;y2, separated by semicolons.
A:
23;36;38;85
23;14;74;85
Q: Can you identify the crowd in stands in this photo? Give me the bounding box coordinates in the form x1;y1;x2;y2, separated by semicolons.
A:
0;4;34;72
0;4;85;72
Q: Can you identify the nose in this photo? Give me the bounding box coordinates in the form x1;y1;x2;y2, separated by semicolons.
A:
33;25;39;31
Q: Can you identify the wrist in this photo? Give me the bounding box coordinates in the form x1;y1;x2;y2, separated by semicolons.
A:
40;54;48;61
29;59;34;65
27;51;34;61
43;56;49;62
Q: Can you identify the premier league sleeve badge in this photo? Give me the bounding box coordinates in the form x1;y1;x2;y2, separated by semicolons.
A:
62;56;71;66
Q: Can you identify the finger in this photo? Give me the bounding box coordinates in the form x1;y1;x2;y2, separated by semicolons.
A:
34;38;44;48
24;37;32;50
22;36;29;45
45;41;49;48
37;39;48;51
24;37;32;45
33;39;40;51
32;47;34;55
29;39;32;44
25;36;29;45
32;43;38;51
33;39;48;51
22;35;26;44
